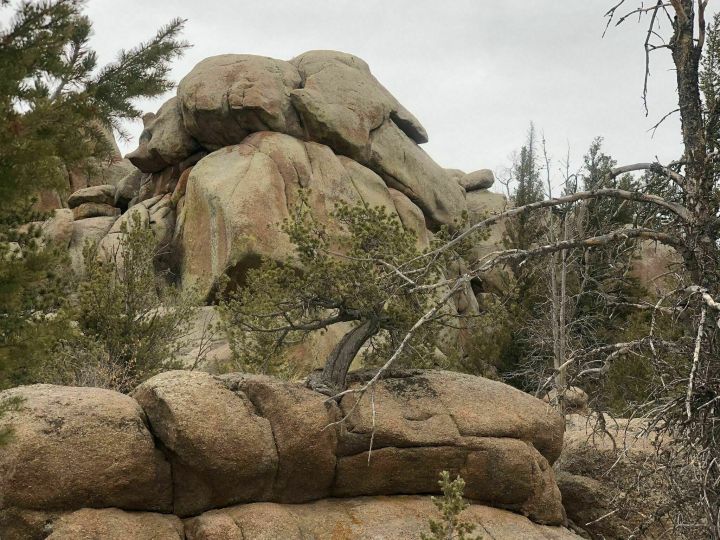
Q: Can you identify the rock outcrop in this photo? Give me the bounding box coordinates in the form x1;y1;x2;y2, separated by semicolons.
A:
176;131;425;295
0;370;579;539
51;50;488;303
126;50;466;232
0;385;172;514
41;49;509;376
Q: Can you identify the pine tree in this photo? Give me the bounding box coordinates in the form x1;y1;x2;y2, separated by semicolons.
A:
0;0;189;387
492;123;547;387
219;195;471;393
506;123;544;250
422;471;483;540
41;217;199;393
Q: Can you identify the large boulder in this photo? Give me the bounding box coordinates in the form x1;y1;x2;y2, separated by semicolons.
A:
289;50;428;151
178;54;304;150
289;50;464;228
460;169;495;191
184;496;581;540
130;51;467;229
127;97;201;173
131;371;279;516
367;120;465;228
333;442;562;524
0;385;172;514
335;369;565;523
340;369;564;462
220;373;339;503
175;131;423;296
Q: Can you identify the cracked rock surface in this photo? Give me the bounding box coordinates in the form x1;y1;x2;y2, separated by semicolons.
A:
0;370;578;539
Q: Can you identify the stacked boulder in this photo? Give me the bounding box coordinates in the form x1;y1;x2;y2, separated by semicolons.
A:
67;185;120;220
54;50;479;298
0;369;580;539
453;169;508;226
51;170;179;274
44;49;505;368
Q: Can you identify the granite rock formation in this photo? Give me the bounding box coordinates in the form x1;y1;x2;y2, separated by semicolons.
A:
0;369;579;539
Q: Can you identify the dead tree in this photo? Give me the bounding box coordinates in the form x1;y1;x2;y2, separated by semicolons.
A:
336;2;720;534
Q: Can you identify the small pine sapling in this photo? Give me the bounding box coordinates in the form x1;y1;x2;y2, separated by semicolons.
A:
422;471;483;540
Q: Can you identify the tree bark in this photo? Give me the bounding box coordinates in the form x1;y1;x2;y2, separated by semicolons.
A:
308;318;381;395
671;0;720;288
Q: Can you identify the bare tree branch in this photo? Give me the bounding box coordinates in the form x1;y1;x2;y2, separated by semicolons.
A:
611;162;686;186
686;306;707;419
472;228;685;278
416;185;692;266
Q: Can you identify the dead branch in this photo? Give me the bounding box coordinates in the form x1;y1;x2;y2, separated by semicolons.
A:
472;227;685;275
686;306;706;419
415;185;692;265
611;162;686;187
649;108;681;137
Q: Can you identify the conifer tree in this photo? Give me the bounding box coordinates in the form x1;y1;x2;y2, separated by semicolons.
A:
505;123;544;250
0;0;189;387
422;471;482;540
491;123;547;386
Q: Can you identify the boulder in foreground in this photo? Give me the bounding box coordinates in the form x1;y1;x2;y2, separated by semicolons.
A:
1;369;566;530
185;496;579;540
0;385;172;513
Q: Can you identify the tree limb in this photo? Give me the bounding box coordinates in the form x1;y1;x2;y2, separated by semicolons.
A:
610;162;686;187
471;228;685;276
686;306;706;419
416;185;692;264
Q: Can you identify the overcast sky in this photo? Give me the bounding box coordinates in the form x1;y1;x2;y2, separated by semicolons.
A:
85;0;693;187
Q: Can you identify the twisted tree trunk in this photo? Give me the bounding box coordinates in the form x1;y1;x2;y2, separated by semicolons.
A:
307;318;381;395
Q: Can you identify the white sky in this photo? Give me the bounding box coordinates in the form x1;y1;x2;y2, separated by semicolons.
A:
83;0;692;184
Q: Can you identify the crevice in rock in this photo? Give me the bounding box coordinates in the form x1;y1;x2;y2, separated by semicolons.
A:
478;522;498;540
223;380;282;500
